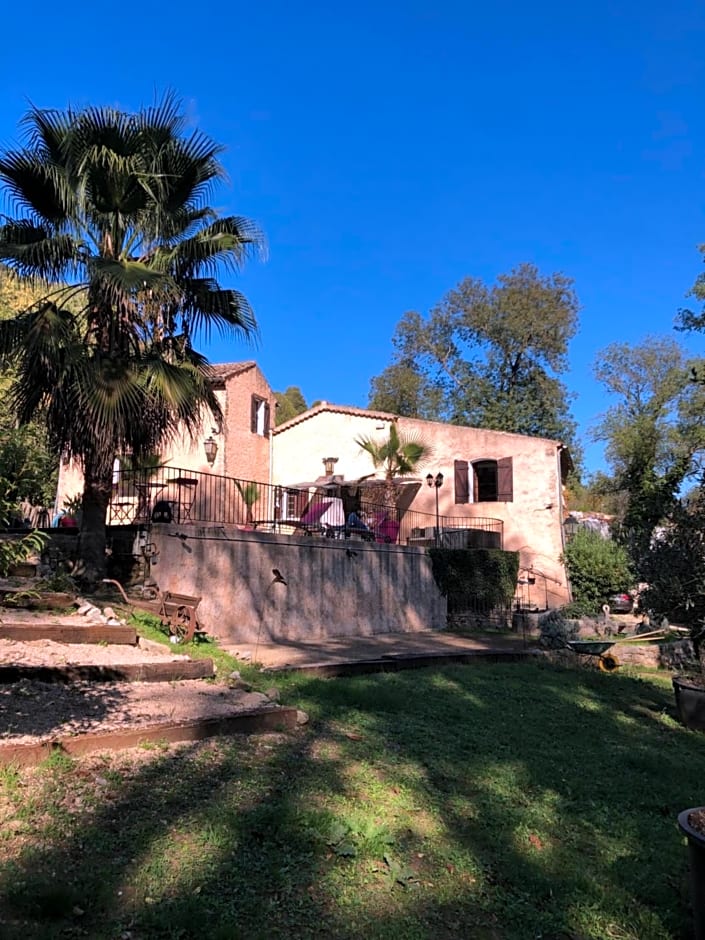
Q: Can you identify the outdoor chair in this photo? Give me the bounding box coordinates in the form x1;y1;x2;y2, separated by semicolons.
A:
367;512;400;544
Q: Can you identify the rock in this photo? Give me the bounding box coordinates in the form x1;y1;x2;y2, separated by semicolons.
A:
296;710;309;725
229;670;241;680
77;603;94;616
103;606;117;620
264;687;281;702
106;618;123;626
232;691;271;709
237;650;252;661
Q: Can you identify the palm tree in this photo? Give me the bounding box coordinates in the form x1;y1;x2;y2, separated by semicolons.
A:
235;480;260;525
0;96;263;584
355;420;433;510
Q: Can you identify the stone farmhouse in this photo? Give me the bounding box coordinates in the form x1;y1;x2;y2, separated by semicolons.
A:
272;403;572;609
56;360;573;613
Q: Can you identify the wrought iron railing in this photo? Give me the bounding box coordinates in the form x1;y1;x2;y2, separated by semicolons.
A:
108;466;503;549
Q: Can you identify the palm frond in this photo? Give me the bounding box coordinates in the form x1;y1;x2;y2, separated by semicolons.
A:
180;279;259;341
0;220;80;280
0;150;69;224
19;105;74;163
164;216;265;277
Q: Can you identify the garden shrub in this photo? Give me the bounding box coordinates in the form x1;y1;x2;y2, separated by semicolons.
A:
561;599;600;619
429;548;519;611
563;528;633;613
0;475;47;576
640;493;705;639
538;609;579;649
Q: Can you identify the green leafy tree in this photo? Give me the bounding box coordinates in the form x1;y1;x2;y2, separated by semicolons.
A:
563;528;633;614
274;386;308;426
0;97;262;584
368;355;444;419
368;264;580;453
0;267;58;510
640;493;705;634
564;470;626;517
591;337;705;571
355;420;433;509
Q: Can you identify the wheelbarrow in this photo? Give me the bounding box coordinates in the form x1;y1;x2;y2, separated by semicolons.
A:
565;640;621;673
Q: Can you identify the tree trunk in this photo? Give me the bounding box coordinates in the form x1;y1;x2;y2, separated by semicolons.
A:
76;465;112;588
383;477;400;517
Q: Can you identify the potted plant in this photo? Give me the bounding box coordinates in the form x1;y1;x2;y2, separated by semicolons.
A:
678;809;705;940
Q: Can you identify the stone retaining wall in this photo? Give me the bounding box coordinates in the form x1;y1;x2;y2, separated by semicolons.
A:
151;525;447;644
543;639;695;671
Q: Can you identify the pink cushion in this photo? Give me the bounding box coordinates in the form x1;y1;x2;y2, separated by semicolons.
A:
300;500;332;524
376;519;400;543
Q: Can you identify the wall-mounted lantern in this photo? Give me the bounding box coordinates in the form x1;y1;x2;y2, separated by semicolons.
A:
204;435;218;465
323;456;338;476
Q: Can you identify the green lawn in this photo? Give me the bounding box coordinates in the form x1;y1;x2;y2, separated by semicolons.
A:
0;659;702;939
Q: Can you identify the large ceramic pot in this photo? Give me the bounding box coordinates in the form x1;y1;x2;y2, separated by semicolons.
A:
678;808;705;940
673;676;705;731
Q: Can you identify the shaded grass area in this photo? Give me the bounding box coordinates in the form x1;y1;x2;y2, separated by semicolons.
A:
0;660;702;938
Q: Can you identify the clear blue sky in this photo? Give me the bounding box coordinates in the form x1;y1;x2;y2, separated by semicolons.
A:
1;0;703;474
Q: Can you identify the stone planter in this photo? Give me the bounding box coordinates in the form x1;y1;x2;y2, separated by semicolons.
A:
673;676;705;731
678;808;705;940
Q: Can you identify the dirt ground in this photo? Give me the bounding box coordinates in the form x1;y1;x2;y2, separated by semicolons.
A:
0;607;278;747
0;605;535;748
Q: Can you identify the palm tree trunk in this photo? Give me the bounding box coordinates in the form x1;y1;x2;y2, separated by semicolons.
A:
383;475;400;517
77;463;112;587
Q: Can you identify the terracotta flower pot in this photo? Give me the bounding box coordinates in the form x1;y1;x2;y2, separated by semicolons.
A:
678;808;705;940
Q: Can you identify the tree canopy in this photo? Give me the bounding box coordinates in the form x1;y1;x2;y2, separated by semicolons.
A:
368;263;580;453
590;336;705;569
274;386;308;426
0;267;58;510
0;96;262;582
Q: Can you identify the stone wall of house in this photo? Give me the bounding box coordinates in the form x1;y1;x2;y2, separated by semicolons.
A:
150;525;447;643
221;366;275;485
273;408;570;608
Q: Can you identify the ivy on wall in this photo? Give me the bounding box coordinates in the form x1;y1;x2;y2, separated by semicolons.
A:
429;548;520;611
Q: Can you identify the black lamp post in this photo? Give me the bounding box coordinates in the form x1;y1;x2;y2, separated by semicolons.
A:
426;471;444;547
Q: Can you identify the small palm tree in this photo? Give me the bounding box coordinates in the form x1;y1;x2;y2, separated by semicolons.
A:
355;420;433;510
235;480;260;525
0;95;263;583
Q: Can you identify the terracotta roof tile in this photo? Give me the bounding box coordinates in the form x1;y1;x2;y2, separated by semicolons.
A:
273;401;569;452
273;402;398;432
206;361;257;383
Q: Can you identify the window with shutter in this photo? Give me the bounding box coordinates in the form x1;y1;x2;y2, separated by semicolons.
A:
470;457;514;502
497;456;513;501
250;396;269;436
473;460;498;502
454;460;469;504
